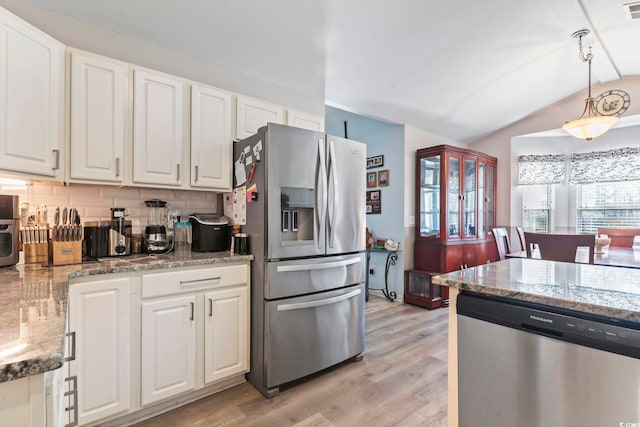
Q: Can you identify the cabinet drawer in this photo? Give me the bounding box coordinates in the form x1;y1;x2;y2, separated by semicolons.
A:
142;264;248;298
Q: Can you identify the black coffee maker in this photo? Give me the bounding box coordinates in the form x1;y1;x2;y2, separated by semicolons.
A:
0;195;19;267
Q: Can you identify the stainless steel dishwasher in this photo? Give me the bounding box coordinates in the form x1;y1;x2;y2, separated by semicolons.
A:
457;292;640;427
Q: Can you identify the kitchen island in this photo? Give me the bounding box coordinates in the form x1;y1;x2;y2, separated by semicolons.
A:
433;258;640;427
0;251;252;426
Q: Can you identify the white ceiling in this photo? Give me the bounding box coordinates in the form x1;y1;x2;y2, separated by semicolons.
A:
16;0;640;143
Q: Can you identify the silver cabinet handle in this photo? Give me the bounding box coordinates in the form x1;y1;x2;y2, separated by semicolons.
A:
64;331;76;362
64;375;78;427
209;298;213;317
277;288;361;312
276;257;360;272
180;277;221;286
177;164;181;181
53;149;60;170
115;157;120;177
190;302;195;321
194;165;199;182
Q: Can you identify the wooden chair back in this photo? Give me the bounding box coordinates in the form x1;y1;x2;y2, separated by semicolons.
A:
515;226;526;252
491;227;511;260
596;227;640;248
523;232;595;264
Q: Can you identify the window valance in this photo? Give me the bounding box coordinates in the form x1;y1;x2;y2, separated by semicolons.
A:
518;154;566;185
569;147;640;184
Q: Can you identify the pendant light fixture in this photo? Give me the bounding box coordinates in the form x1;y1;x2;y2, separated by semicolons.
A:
562;29;618;141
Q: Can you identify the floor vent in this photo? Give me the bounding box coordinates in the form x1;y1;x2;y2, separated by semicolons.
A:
625;2;640;19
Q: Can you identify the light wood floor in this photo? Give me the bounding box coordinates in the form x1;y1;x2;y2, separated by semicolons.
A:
135;294;449;427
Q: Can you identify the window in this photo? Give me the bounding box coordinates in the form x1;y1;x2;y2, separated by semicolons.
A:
577;180;640;234
523;184;553;232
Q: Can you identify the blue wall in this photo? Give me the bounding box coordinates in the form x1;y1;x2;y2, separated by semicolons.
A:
326;106;405;298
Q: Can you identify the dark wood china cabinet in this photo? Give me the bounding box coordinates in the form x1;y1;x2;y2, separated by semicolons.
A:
405;145;498;308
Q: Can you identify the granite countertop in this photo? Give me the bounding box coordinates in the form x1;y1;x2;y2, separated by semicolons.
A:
0;251;253;383
432;258;640;323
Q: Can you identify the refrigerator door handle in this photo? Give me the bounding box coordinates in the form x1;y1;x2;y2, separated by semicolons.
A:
276;256;361;272
276;288;361;311
316;138;328;249
327;139;338;248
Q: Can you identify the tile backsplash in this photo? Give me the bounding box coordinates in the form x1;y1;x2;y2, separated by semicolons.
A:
2;182;219;234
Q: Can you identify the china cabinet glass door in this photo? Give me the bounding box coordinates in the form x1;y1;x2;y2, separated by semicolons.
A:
478;163;486;238
419;155;441;237
463;158;477;238
448;156;461;238
487;164;495;232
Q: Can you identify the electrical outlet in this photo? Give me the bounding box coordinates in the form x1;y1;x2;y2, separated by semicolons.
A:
369;268;375;275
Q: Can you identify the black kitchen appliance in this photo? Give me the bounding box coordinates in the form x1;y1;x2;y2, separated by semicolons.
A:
83;208;132;257
189;214;230;252
0;195;19;267
143;199;171;253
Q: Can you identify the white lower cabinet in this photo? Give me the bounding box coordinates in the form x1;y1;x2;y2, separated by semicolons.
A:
204;286;248;384
141;295;197;405
67;277;131;426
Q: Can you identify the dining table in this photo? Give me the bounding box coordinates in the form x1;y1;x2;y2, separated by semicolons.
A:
506;247;640;269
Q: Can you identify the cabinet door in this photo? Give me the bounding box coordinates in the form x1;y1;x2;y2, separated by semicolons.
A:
133;69;184;186
286;108;325;131
446;153;462;239
203;286;249;384
70;51;127;182
191;84;232;190
141;295;196;405
418;153;441;238
462;156;478;239
235;95;284;140
0;9;64;178
68;278;131;425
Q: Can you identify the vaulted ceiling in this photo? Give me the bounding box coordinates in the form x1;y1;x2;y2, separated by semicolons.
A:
12;0;640;143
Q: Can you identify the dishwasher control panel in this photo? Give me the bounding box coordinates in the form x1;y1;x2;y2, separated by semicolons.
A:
458;292;640;360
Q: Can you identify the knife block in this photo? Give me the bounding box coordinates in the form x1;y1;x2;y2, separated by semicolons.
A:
24;242;49;264
52;240;82;265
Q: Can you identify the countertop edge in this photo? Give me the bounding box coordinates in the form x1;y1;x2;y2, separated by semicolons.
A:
433;276;640;323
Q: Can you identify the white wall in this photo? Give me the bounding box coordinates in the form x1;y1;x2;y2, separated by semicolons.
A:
0;0;324;115
402;124;467;269
469;77;640;227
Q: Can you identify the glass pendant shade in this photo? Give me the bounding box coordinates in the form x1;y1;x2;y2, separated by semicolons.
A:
562;97;619;141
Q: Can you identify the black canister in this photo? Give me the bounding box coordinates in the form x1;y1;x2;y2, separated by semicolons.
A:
234;233;249;255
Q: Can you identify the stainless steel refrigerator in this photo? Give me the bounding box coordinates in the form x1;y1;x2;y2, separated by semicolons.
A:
234;123;366;398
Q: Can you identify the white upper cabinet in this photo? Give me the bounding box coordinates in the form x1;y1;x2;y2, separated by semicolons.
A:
191;84;232;190
133;68;186;187
69;50;128;183
286;108;325;132
0;8;64;178
235;95;284;140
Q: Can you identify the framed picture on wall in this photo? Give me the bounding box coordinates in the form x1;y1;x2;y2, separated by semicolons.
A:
366;190;381;214
366;171;377;188
366;155;384;169
378;169;389;186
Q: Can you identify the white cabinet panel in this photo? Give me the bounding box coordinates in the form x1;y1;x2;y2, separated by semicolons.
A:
68;277;131;425
141;295;197;405
0;9;64;178
204;286;248;384
286;109;325;132
236;95;284;140
191;84;232;190
70;51;127;182
133;69;185;186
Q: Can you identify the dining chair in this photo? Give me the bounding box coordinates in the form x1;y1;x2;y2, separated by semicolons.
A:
491;227;511;260
523;232;595;264
596;227;640;248
515;226;526;252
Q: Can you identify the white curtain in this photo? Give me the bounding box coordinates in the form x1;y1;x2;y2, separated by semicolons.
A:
570;147;640;184
518;154;566;185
